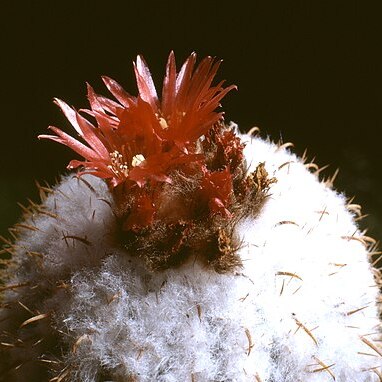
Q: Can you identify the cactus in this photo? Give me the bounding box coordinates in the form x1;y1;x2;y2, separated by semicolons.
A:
1;53;381;382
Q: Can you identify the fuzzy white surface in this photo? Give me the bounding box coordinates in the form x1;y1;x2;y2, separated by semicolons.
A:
4;134;381;381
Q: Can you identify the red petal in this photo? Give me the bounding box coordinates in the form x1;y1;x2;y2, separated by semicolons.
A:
96;95;121;114
161;51;177;117
175;52;197;107
54;98;83;136
102;76;132;107
134;55;159;109
75;113;109;158
39;126;99;161
86;83;105;114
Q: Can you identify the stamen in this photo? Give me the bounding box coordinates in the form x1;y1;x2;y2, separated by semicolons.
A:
132;154;145;167
158;117;168;130
108;150;129;177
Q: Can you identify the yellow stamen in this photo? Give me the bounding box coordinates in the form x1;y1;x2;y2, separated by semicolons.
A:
131;154;145;167
158;117;168;129
108;150;129;177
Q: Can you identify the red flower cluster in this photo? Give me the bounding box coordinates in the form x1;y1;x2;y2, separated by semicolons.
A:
39;53;235;186
40;52;274;272
40;52;241;232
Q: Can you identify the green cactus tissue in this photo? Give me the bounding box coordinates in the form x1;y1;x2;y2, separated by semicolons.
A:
1;52;381;382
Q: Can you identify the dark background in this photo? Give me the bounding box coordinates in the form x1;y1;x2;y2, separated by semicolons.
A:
1;1;381;242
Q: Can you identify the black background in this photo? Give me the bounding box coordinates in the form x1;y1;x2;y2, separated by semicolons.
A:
1;1;381;241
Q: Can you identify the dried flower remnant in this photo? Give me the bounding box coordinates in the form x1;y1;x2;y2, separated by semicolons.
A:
39;52;273;271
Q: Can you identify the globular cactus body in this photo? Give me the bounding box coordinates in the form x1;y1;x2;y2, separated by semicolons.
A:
1;53;381;382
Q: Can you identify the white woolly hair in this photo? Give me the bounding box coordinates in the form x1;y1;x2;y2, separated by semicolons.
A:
1;132;381;382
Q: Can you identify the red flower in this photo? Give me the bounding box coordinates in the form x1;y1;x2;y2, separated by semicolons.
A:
39;52;236;188
199;168;233;217
122;193;156;232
